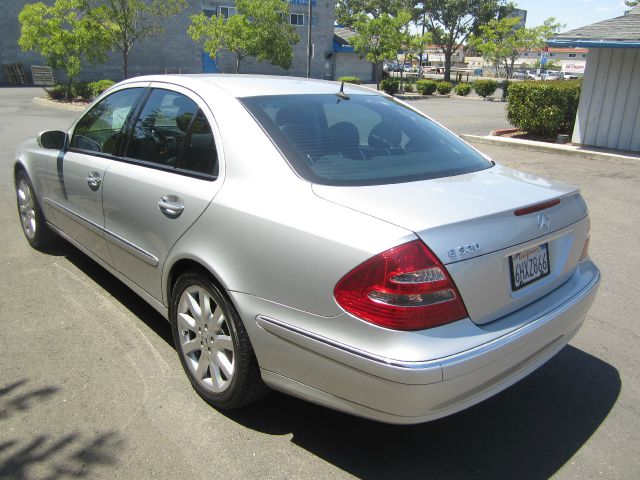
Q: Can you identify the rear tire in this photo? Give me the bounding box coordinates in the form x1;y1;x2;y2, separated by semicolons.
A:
15;170;56;250
170;271;267;409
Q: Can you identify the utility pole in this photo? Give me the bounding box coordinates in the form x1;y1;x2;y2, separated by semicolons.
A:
418;9;427;79
306;0;312;78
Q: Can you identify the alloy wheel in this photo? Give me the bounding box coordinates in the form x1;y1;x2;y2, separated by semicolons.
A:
17;179;37;240
176;285;235;393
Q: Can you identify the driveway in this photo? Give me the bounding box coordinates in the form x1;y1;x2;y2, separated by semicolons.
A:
0;87;638;479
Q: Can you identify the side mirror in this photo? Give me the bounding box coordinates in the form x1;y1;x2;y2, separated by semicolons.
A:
37;130;67;150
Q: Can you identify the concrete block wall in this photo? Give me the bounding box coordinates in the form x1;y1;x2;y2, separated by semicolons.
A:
1;0;335;83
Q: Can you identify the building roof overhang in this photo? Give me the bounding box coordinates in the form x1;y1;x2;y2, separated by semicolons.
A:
548;7;640;49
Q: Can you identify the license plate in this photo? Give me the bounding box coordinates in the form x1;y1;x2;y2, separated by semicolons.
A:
509;243;550;291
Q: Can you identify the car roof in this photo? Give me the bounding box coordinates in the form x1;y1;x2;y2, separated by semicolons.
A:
118;74;378;98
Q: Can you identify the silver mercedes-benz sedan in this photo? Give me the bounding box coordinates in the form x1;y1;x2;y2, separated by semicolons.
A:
15;75;600;424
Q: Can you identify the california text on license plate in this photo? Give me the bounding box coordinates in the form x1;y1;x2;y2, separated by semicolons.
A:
509;243;550;291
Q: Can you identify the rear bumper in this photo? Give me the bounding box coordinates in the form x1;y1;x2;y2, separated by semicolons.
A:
235;260;600;424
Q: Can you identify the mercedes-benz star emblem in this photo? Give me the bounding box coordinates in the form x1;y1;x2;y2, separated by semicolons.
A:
538;212;550;233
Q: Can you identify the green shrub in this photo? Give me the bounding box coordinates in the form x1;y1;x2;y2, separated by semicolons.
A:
89;79;116;99
339;76;361;85
45;84;67;100
71;82;93;101
416;79;437;95
506;80;581;137
473;79;498;98
403;82;415;93
436;81;453;95
380;78;399;95
500;79;509;99
455;83;472;96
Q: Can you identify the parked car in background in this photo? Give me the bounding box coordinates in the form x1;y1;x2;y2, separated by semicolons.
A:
384;62;402;72
513;70;538;80
15;75;600;424
541;71;563;81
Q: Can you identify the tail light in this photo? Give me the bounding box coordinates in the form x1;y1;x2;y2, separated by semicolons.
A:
334;240;468;331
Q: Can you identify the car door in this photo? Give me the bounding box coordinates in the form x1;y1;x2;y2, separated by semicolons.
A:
45;86;146;263
101;84;223;301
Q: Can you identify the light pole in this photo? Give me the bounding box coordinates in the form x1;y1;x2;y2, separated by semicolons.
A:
306;0;312;78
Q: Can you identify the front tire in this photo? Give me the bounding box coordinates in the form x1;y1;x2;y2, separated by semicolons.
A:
15;170;56;250
170;271;266;409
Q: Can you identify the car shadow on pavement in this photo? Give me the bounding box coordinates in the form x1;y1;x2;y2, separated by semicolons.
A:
0;379;124;479
224;345;620;480
61;245;174;347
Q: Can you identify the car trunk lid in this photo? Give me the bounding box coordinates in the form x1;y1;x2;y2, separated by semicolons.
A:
313;165;589;325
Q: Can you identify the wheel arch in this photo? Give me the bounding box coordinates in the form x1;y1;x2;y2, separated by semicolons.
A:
13;160;28;183
165;256;230;312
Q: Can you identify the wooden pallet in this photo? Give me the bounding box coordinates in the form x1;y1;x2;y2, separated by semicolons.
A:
2;63;29;84
31;65;55;86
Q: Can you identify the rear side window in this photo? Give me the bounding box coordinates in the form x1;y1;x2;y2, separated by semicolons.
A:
241;94;491;186
71;88;143;155
124;89;218;177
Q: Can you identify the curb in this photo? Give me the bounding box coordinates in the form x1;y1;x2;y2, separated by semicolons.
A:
461;134;640;162
33;96;86;112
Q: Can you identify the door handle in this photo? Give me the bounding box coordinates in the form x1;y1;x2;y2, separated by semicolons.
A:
158;195;184;218
86;172;102;190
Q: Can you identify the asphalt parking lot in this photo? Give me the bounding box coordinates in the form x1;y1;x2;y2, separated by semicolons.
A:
0;87;638;479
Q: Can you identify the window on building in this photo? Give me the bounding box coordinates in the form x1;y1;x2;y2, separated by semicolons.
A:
549;53;556;57
290;13;304;25
202;5;235;19
289;13;318;26
569;53;576;58
220;6;235;18
582;54;587;58
202;6;217;17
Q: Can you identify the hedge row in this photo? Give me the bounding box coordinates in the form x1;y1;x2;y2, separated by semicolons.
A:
338;76;361;85
473;80;498;98
507;80;581;137
45;79;116;102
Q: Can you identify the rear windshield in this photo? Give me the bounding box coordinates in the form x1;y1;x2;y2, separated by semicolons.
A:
240;94;491;186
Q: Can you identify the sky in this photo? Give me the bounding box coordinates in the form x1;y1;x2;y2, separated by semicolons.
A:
514;0;629;31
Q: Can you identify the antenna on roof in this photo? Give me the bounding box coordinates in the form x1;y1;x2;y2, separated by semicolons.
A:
336;81;350;102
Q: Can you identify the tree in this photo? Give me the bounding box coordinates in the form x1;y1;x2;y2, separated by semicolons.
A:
470;17;562;78
89;0;188;80
18;0;110;97
188;0;299;74
350;11;412;89
423;0;504;81
625;1;640;14
335;0;414;28
404;32;432;68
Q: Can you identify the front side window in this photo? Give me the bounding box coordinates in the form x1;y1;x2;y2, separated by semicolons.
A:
125;89;218;176
71;88;143;155
241;94;492;186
